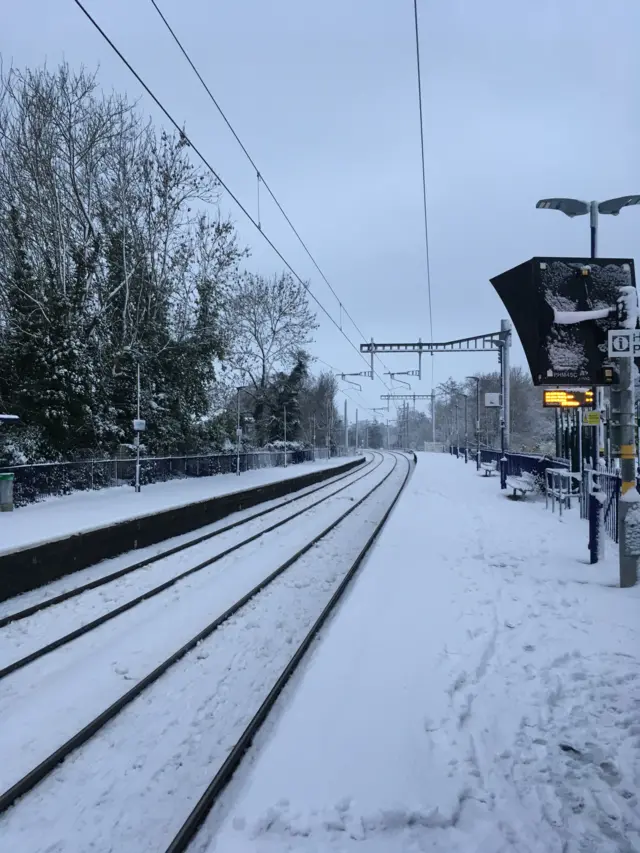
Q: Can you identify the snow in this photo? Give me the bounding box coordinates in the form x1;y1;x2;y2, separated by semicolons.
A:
0;455;354;555
0;452;408;853
0;456;375;622
553;308;612;324
623;500;640;557
617;285;639;329
202;452;640;853
621;487;640;503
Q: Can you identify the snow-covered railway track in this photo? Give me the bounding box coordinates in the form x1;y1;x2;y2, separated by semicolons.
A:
0;454;376;630
0;452;410;850
163;452;413;853
0;453;382;681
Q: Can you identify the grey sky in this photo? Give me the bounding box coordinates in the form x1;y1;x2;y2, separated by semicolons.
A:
4;0;640;419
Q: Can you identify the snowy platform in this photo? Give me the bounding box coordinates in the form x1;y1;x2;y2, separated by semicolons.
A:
0;457;352;556
209;452;640;853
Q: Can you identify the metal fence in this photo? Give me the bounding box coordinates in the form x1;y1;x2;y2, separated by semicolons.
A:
476;447;626;544
477;448;570;480
599;471;621;543
449;442;637;546
545;468;572;514
1;446;340;508
579;467;621;543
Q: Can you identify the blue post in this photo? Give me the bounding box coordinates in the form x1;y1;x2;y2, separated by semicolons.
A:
500;456;508;490
588;481;604;564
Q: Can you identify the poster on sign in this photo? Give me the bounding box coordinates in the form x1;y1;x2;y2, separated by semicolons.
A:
490;257;637;386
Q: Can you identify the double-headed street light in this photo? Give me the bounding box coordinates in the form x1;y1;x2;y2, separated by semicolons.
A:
536;195;640;259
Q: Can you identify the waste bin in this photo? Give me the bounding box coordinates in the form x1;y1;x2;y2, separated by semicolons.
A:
0;472;14;512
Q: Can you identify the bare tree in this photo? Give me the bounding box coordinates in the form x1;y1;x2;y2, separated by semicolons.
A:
225;271;317;442
432;369;554;451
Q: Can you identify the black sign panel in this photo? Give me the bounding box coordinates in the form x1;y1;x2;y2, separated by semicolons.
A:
490;257;636;386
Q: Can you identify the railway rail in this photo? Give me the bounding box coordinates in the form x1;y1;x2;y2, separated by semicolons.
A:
164;451;413;853
0;451;411;839
0;453;374;629
0;452;383;680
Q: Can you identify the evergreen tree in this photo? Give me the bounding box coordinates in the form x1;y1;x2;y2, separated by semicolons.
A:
369;420;384;449
266;352;310;443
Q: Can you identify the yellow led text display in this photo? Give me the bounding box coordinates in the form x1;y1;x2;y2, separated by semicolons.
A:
542;389;595;408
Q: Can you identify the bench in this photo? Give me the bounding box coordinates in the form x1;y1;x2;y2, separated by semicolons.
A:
480;460;498;477
506;471;536;499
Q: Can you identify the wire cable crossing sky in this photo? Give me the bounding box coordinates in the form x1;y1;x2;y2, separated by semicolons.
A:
147;0;399;394
412;0;434;344
71;0;395;397
24;0;635;413
412;0;436;394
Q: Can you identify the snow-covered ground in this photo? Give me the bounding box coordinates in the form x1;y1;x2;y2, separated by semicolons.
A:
0;453;409;853
200;451;640;853
0;455;354;555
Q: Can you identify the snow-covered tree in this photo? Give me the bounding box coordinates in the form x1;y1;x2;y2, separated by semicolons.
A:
0;63;243;460
433;369;554;451
225;271;317;444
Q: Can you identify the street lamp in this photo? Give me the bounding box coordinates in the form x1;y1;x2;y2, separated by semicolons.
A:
467;376;481;470
454;401;459;455
283;403;287;467
132;363;145;494
459;393;469;462
236;387;242;476
536;195;640;259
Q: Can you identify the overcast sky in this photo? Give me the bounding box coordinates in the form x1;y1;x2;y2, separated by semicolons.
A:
4;0;640;420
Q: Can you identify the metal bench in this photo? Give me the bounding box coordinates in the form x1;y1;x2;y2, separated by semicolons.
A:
480;460;498;476
505;471;536;499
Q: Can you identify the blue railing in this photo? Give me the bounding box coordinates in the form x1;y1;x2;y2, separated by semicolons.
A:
581;468;621;543
599;472;621;543
456;444;632;546
478;449;570;479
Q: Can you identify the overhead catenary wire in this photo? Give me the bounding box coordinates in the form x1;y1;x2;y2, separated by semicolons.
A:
71;0;393;392
147;0;396;386
413;0;435;391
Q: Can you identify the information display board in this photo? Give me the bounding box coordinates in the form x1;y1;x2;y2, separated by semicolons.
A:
542;389;595;408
